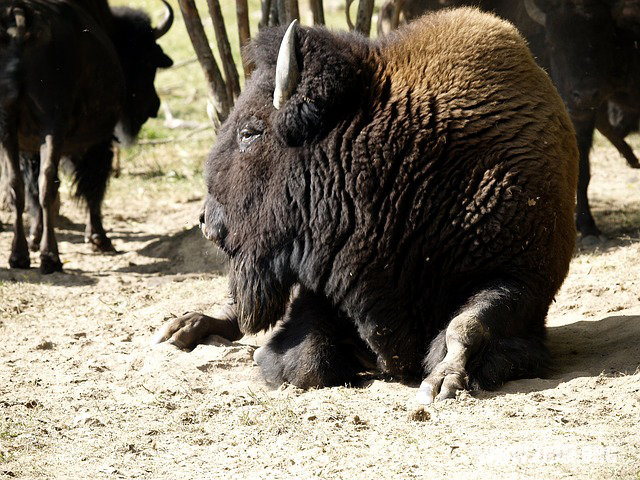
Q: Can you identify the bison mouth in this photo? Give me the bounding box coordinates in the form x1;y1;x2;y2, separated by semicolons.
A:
199;206;233;255
114;121;138;148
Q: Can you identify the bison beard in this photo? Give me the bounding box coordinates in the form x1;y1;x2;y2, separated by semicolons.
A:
156;8;579;403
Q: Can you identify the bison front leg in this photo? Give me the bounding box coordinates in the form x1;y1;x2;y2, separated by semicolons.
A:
418;282;549;403
19;152;44;251
38;134;63;273
254;288;376;389
153;304;243;349
1;132;30;269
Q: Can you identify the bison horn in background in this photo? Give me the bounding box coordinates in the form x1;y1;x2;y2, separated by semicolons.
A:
7;7;26;38
153;0;174;39
273;20;300;110
524;0;547;26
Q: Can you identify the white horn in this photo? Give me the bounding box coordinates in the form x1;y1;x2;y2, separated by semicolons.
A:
273;20;300;110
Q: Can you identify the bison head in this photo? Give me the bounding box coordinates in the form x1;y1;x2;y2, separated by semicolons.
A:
524;0;620;118
200;22;366;333
111;0;174;145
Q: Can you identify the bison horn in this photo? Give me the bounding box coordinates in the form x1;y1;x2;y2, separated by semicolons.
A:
153;0;174;39
7;7;26;38
273;20;300;110
524;0;547;26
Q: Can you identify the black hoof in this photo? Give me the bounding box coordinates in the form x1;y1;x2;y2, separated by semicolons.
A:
40;254;63;274
9;252;30;269
28;238;40;252
86;233;117;253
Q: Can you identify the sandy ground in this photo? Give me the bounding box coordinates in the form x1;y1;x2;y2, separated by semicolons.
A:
1;139;640;479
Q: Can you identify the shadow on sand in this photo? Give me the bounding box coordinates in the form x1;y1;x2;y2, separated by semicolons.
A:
479;315;640;397
0;265;98;286
115;225;228;276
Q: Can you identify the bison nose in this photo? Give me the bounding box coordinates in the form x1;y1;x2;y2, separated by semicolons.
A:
571;88;599;109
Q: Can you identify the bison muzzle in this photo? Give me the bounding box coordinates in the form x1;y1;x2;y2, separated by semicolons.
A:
156;8;578;403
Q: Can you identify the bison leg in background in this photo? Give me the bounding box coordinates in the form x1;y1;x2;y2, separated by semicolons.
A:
573;115;601;237
73;141;116;252
595;103;640;169
254;288;376;389
38;134;63;274
418;282;549;404
20;152;44;251
1;123;30;269
153;305;242;350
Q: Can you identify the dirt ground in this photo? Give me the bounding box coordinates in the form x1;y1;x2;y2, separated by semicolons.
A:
1;135;639;479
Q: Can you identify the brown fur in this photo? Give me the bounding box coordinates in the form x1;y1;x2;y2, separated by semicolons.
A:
190;8;578;392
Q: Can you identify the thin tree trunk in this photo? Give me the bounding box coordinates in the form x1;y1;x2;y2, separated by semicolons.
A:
236;0;252;78
177;0;230;125
207;0;241;102
309;0;325;25
259;0;272;29
286;0;300;22
276;0;287;24
355;0;375;36
391;0;404;29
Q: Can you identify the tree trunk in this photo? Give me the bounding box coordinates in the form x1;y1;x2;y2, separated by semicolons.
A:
355;0;375;36
236;0;253;78
259;0;272;29
177;0;230;125
309;0;325;25
276;0;287;24
207;0;241;102
286;0;300;23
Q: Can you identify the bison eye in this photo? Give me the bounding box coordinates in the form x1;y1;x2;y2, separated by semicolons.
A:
238;126;262;151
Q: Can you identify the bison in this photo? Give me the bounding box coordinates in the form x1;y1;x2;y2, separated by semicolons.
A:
156;8;578;402
0;0;173;273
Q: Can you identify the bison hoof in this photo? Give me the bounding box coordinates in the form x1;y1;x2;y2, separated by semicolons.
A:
86;233;117;253
253;346;266;365
417;367;468;404
152;312;221;350
28;237;41;252
580;234;607;248
9;252;30;270
627;160;640;169
40;253;63;274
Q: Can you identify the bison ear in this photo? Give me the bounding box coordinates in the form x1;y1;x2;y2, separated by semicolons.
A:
273;27;363;147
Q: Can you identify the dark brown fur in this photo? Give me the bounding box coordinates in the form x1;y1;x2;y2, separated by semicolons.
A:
162;9;578;397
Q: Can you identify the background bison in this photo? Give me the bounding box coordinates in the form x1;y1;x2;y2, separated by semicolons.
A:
378;0;640;238
157;8;579;402
0;0;173;273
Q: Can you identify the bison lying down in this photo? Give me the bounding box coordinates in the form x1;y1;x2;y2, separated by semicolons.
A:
156;8;578;402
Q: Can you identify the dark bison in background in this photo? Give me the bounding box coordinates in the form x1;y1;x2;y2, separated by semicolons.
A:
0;0;173;273
380;0;640;238
156;8;578;403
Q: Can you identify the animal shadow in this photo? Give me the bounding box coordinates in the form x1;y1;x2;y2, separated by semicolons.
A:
481;315;640;397
116;225;228;276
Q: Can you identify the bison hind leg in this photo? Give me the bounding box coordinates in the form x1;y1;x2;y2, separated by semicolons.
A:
255;288;375;389
418;281;549;403
71;141;116;252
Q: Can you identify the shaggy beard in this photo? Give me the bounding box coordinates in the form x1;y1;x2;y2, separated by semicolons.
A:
229;250;295;334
